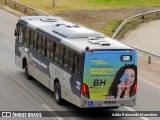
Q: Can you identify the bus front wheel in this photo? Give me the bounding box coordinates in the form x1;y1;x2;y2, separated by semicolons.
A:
25;62;32;80
54;82;63;104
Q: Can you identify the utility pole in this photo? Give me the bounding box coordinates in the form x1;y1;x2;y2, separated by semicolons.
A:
52;0;56;6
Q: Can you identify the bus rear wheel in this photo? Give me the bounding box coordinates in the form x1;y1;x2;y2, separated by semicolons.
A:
25;62;32;80
54;82;63;104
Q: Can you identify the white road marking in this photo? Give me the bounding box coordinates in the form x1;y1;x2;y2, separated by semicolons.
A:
42;104;54;111
42;104;64;120
125;107;150;120
2;8;64;120
139;76;160;89
124;75;160;120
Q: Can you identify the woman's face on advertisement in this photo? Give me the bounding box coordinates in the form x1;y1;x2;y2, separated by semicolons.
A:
124;68;135;88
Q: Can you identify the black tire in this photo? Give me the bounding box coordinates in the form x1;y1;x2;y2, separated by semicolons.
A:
24;62;32;80
54;82;63;104
107;106;119;109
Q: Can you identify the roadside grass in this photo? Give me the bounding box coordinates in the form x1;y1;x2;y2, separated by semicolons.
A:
1;0;160;37
0;0;3;4
16;0;103;14
16;0;160;14
114;13;160;38
85;0;160;7
15;0;160;37
101;20;122;36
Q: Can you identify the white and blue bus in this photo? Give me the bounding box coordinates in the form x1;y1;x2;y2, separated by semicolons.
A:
15;16;137;108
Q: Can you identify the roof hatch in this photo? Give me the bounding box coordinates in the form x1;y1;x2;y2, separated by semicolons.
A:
88;37;111;46
40;17;62;22
52;24;105;38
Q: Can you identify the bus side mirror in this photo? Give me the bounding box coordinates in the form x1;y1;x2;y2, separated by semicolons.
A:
15;28;17;36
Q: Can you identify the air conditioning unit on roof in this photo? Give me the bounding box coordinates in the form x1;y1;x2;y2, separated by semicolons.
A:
52;24;105;38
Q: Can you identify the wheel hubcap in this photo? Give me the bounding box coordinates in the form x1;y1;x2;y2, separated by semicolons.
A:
55;88;59;100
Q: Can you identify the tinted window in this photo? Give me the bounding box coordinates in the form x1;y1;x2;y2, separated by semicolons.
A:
63;48;69;70
74;54;79;76
51;41;56;61
41;36;46;56
59;46;64;66
29;30;34;49
54;44;60;64
78;56;82;77
69;50;74;72
37;34;42;53
33;33;37;50
16;26;23;45
24;27;30;47
73;54;82;77
46;38;51;59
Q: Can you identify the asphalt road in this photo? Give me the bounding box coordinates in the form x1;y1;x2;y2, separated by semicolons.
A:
0;8;159;120
124;20;160;54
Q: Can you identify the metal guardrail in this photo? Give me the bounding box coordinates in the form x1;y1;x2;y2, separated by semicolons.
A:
124;43;160;64
112;10;160;64
112;10;160;39
4;0;49;16
2;0;160;63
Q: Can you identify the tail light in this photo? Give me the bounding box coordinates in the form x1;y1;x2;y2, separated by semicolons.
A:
129;49;135;52
87;50;94;53
81;82;90;98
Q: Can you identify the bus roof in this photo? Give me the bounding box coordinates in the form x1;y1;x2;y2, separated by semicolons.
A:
18;16;132;53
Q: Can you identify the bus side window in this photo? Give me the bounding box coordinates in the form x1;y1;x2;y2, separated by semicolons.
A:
24;27;30;47
51;41;56;61
73;54;81;77
41;36;46;56
29;30;34;49
74;54;78;76
54;44;60;64
78;55;82;77
16;26;23;45
46;38;51;59
59;46;64;66
69;50;74;72
63;48;69;70
37;34;42;54
33;33;37;50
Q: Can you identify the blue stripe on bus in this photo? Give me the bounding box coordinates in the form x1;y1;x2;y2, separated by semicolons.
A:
15;45;21;57
18;20;28;26
70;75;82;97
29;49;51;77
